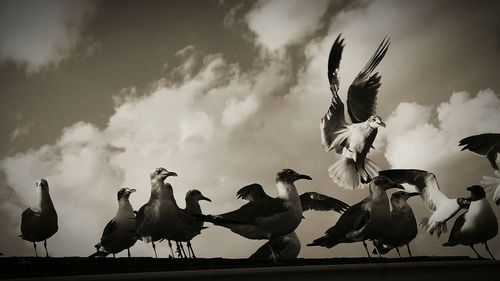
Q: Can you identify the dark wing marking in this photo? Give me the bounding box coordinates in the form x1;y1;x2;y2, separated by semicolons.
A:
300;192;350;213
135;204;147;229
219;198;288;225
378;169;429;191
357;128;378;166
236;183;272;201
321;35;347;153
444;212;466;246
347;37;390;123
459;133;500;170
100;220;117;245
20;208;39;238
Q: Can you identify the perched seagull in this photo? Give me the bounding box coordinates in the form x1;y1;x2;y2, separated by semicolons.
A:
321;34;390;190
250;231;301;261
443;185;498;260
308;176;403;258
169;189;212;258
135;167;178;258
20;179;58;257
90;188;137;258
372;191;420;257
459;133;500;171
237;183;350;261
481;170;500;206
196;169;312;258
378;169;465;237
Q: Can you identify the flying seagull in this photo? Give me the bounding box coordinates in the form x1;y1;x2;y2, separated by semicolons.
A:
20;179;58;257
308;176;403;258
378;169;465;237
249;231;301;261
237;182;349;261
372;191;420;257
169;189;211;258
321;34;390;190
196;169;312;258
90;188;137;258
443;185;498;260
459;133;500;171
135;167;178;258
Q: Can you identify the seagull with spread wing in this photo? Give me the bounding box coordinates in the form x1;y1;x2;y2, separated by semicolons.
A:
236;182;349;261
20;179;58;257
90;188;137;258
321;34;390;190
378;169;466;237
196;169;313;259
308;176;403;258
459;133;500;171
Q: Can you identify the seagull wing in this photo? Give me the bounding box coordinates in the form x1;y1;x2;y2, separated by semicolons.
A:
236;183;272;201
135;204;147;230
100;219;117;245
219;198;289;225
300;192;350;213
347;37;390;123
249;236;288;260
321;35;348;153
459;133;500;170
20;208;39;238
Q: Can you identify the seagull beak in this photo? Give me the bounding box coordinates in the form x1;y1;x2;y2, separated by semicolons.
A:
128;188;137;193
296;174;312;181
408;192;420;198
166;171;178;177
378;121;386;127
201;196;212;202
389;184;405;190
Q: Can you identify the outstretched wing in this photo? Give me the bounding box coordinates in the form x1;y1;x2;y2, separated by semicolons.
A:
321;34;348;153
236;183;272;201
219;198;288;225
347;37;390;123
300;192;350;213
459;133;500;170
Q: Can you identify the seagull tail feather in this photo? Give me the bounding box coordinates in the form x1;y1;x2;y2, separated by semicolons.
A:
328;157;366;190
89;250;109;257
307;236;339;248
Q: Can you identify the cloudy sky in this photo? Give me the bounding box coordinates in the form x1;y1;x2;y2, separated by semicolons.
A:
1;0;500;259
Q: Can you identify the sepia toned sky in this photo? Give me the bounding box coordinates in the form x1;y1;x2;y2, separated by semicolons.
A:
1;0;500;259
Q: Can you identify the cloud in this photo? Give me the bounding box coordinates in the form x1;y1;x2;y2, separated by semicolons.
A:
381;89;500;170
0;0;97;73
246;0;330;50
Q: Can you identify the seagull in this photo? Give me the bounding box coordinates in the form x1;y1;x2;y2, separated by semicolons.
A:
378;169;466;237
135;167;178;258
308;176;403;258
321;34;390;190
443;185;498;260
459;133;500;171
20;179;58;257
249;231;301;261
90;188;137;258
169;189;211;258
196;169;312;258
236;182;350;261
372;191;420;257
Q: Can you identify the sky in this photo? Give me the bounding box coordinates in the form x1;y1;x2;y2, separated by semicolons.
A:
1;0;500;259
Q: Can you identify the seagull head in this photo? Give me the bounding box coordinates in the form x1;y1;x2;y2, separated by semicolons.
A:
35;179;49;192
371;176;404;191
186;189;212;202
117;187;136;200
466;185;486;201
392;191;420;201
150;167;178;181
367;115;386;128
276;169;312;184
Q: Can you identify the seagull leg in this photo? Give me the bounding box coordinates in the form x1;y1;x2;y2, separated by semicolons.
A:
33;242;38;257
175;242;183;258
44;240;49;257
127;248;131;258
187;241;196;259
362;241;371;258
470;245;484;259
152;241;158;258
395;247;401;258
372;241;382;259
406;244;412;257
180;242;188;258
484;242;496;260
113;253;116;258
167;240;175;258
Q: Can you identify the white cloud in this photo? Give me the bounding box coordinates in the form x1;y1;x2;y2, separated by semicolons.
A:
246;0;330;50
381;90;500;170
0;0;97;73
222;95;260;128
